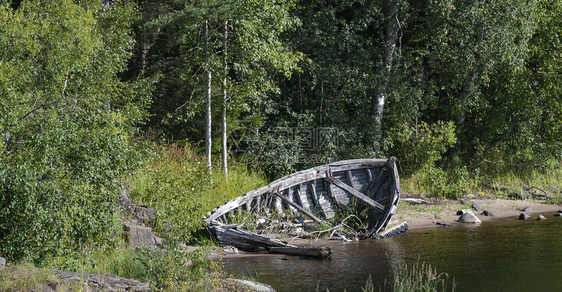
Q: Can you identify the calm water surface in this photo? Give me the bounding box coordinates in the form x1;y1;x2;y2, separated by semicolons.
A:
221;214;562;291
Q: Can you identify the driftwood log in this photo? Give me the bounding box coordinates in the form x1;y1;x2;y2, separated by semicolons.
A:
268;246;332;259
209;221;295;251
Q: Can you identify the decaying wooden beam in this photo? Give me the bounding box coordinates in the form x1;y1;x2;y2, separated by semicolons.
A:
210;221;296;250
268;246;332;259
272;191;324;224
325;172;385;211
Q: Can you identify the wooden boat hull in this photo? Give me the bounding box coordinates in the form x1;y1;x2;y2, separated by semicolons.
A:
205;157;400;242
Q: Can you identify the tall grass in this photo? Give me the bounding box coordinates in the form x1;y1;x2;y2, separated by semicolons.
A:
400;163;562;201
401;166;475;199
125;143;267;243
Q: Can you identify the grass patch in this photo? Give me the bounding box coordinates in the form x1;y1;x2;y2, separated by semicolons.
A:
401;166;474;199
125;142;267;243
0;264;60;291
401;164;562;203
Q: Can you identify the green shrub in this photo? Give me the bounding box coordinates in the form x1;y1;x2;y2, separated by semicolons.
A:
0;0;152;266
391;120;457;175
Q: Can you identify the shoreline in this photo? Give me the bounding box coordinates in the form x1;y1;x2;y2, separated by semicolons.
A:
391;198;561;230
208;198;562;258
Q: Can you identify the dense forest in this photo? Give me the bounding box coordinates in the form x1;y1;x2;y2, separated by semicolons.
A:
125;0;562;178
1;0;562;274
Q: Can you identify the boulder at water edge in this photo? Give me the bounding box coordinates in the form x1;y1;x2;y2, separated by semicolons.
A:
519;213;530;220
537;215;547;221
457;211;482;223
472;203;483;212
481;210;495;216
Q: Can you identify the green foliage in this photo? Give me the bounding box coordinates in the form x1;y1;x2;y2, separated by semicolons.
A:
392;121;457;174
242;128;307;179
0;0;153;265
126;143;266;243
128;0;304;144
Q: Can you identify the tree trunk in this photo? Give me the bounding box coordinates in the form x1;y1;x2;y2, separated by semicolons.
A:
205;20;212;171
222;20;229;179
373;0;400;150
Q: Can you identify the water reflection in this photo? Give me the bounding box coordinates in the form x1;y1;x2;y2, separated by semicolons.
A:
221;215;562;291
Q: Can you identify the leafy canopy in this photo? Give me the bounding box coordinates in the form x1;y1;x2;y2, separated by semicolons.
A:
0;0;152;266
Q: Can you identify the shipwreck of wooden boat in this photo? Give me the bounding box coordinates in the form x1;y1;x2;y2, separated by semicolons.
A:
204;157;402;253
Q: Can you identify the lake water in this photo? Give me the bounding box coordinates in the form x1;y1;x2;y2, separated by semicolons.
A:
221;213;562;291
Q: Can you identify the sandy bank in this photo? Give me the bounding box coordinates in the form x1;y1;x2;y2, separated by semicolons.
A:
390;197;561;230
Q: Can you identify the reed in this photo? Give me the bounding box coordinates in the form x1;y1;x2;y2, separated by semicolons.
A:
391;260;455;292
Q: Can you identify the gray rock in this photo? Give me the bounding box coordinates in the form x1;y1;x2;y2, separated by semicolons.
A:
472;204;483;212
457;211;482;223
519;213;530;220
460;199;471;206
509;191;525;199
481;210;495;217
118;190;157;227
54;270;151;292
457;209;472;216
464;194;476;199
224;278;276;292
537;215;547;221
0;256;5;268
123;224;158;248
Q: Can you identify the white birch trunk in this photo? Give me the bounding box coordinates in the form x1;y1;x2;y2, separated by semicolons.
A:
205;20;212;171
222;20;229;179
373;0;400;148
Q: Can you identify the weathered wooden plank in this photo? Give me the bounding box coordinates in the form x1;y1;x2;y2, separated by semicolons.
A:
365;168;373;182
305;183;317;209
295;186;310;212
325;174;385;211
211;223;295;249
346;170;355;189
325;180;340;206
310;181;318;207
273;192;284;214
255;196;262;213
316;191;336;219
285;189;297;213
272;191;324;224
